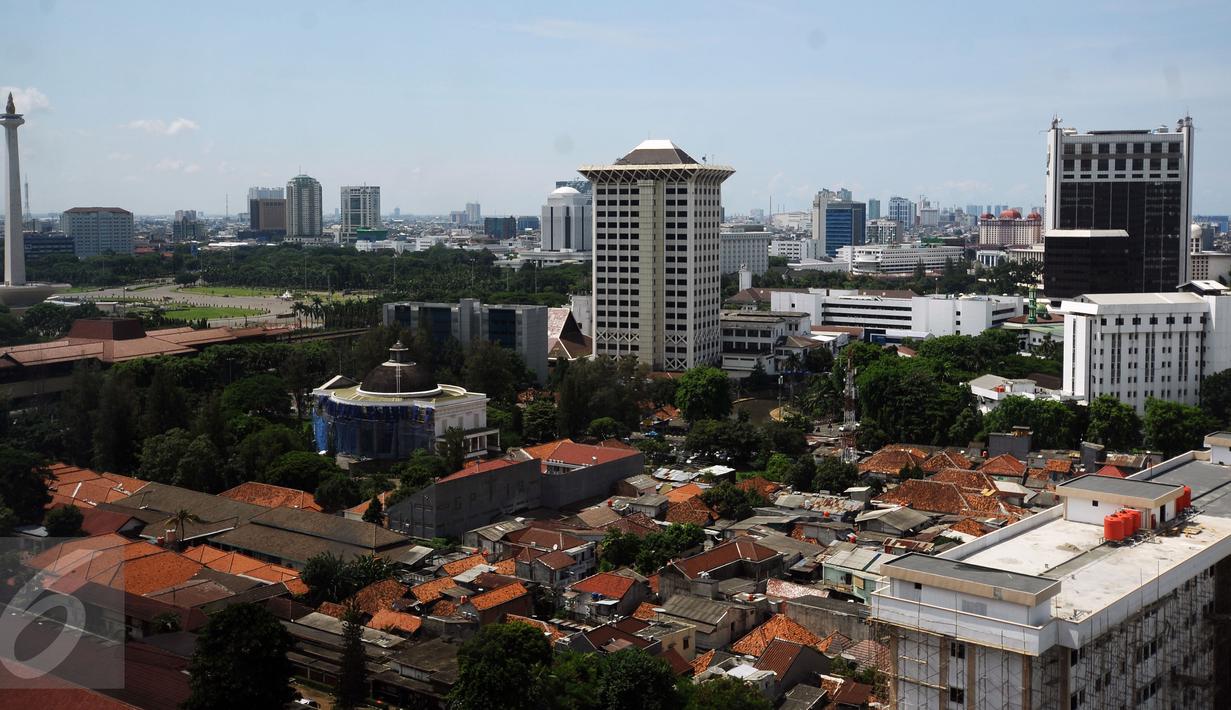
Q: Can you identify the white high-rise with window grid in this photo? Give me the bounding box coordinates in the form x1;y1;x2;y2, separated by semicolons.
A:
340;185;381;242
579;140;734;371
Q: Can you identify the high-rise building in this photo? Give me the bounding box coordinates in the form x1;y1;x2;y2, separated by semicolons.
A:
554;179;592;195
749;208;766;224
866;219;901;245
541;186;592;252
247;186;284;201
578;139;733;371
836;188;852;201
867;198;881;220
516;216;540;231
720;225;772;275
465;202;481;226
171;210;206;241
824;200;866;258
60;207;134;258
340;185;380;242
286;174;322;240
888;196;914;230
1043;229;1132;297
249;198;287;233
978;209;1042;247
483;216;516;240
1044;117;1195;293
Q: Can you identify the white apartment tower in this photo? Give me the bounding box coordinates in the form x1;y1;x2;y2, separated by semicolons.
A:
340;185;381;242
541;186;592;252
286;174;323;240
578;140;734;371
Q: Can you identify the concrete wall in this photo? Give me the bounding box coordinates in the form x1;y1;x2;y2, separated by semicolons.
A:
784;596;871;643
386;458;541;539
539;453;644;509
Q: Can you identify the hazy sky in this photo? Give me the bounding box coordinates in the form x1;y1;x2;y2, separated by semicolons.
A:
3;0;1229;217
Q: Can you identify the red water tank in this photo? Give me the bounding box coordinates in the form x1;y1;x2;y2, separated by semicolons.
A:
1115;512;1131;539
1180;485;1193;511
1104;514;1122;542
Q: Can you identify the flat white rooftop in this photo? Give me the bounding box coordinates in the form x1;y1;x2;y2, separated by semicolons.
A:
961;513;1231;621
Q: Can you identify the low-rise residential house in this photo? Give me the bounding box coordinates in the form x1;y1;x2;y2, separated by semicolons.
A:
461;520;528;555
730;613;829;656
656;593;762;650
872;479;1027;523
506;526;596;588
920;450;973;472
754;638;831;700
854;506;933;536
564;570;650;619
857;445;928;479
617;474;658;498
218;481;321;512
820;548;891;603
659;539;784;601
385;637;461;708
455;582;532;625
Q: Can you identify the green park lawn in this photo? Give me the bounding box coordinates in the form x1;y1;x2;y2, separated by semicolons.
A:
176;285;282;297
162;305;266;321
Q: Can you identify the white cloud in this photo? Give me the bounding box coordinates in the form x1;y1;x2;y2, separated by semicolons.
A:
106;151;132;162
151;158;201;174
0;87;51;112
126;118;200;136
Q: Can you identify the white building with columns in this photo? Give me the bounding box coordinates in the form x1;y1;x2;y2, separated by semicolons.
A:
579;140;733;371
540;185;592;252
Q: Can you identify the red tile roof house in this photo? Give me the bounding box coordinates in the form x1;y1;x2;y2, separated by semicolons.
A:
753;638;831;701
455;582;533;625
509;438;645;509
507;526;597;588
658;538;784;602
563;569;650;619
857;445;929;480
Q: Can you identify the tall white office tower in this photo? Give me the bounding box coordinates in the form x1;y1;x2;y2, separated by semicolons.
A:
2;93;25;286
578;140;734;371
340;185;381;242
286;174;323;240
541;186;592;251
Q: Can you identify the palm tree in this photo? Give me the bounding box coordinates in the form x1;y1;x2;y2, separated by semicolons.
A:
170;508;202;550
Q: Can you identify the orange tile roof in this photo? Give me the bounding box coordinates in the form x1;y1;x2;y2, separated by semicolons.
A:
664;496;718;526
218;481;321;512
181;544;304;587
1095;464;1127;478
46;462;148;506
505;614;567;642
368;609;422;634
343;489;391;518
317;602;348;619
875;479;1025;521
508;527;587;551
411;577;455;604
432;600;458;617
731;614;824;656
921;450;973;472
664;483;705;503
492;557;517;575
435;456;519;483
672;539;777;580
1044;458;1074;474
736;476;782;499
948;518;987;537
858;446;928;476
926;468;999;493
349;579;408;615
521;438;641;470
570;571;637;600
633;602;660;621
691;649;715;676
979;453;1027;476
442;553;487;577
535;551;577;571
469;582;528;611
647;573;659;594
766;578;825;600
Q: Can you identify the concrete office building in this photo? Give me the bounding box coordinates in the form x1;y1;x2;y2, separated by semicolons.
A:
483;217;517;240
248;197;287;233
823;197;866;258
720;225;772;275
286;174;323;241
838;244;965;275
1044;117;1195;293
872;432;1231;709
719;310;812;375
867;198;881;220
1044;229;1132;298
383;298;549;383
769;238;819;262
578;139;733;371
887;196;914;230
465;202;481;226
979;209;1042;247
771;289;1021;341
1191;251;1231;282
339;185;380;242
541;186;592;252
866;219;901;245
1057;286;1231;413
61;207;134;258
171;210;206;241
22;231;74;258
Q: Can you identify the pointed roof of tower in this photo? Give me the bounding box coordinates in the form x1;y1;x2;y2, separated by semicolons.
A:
615;139;698;166
5;93;14;114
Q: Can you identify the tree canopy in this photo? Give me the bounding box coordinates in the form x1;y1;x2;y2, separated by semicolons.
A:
675;366;733;423
184;603;294;710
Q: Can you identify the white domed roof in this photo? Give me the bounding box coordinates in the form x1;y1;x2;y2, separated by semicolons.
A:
550;186;581;196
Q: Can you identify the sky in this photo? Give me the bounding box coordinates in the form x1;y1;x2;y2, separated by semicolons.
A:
3;0;1230;217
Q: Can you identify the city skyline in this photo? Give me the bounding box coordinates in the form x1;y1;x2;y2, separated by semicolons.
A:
2;1;1229;216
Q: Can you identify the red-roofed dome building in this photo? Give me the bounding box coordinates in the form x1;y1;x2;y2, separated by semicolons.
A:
979;208;1042;248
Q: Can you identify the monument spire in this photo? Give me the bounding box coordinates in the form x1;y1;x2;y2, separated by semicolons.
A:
2;92;27;286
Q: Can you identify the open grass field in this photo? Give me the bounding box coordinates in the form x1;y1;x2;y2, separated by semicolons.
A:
162;305;266;320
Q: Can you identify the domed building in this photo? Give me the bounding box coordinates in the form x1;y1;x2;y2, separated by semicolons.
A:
311;341;497;462
540;184;592;252
978;208;1041;248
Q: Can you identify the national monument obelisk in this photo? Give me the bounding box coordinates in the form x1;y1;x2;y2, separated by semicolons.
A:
2;93;26;287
